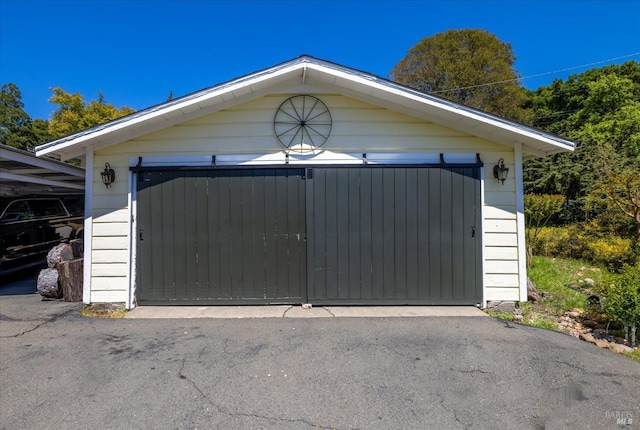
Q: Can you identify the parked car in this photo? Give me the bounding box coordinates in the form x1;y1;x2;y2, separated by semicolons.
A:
0;196;84;275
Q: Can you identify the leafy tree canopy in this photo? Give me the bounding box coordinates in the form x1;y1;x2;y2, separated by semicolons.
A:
0;83;47;151
0;84;135;150
524;61;640;230
588;169;640;239
48;88;135;139
390;29;529;121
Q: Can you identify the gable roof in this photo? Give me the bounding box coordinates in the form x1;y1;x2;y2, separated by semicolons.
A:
36;55;575;161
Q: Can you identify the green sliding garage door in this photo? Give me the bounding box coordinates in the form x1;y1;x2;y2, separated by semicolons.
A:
306;167;482;304
135;165;482;305
136;169;307;304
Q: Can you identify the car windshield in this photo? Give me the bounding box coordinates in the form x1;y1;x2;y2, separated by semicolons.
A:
0;200;31;222
28;199;67;217
0;199;69;222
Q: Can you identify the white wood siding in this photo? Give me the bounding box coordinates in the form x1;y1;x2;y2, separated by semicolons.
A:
90;156;130;303
482;152;521;302
91;93;522;304
107;94;506;154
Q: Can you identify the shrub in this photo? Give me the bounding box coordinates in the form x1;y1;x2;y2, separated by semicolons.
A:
599;265;640;330
527;226;586;259
527;224;637;270
585;237;635;271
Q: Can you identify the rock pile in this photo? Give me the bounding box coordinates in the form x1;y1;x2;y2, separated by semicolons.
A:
559;308;636;354
36;240;83;301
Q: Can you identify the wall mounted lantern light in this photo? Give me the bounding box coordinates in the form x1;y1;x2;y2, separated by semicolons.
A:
101;163;116;188
493;158;509;185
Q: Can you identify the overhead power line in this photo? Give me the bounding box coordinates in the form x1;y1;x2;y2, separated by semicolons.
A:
432;51;640;94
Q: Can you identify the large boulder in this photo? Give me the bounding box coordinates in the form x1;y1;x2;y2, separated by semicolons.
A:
37;268;61;299
46;243;74;268
38;242;84;300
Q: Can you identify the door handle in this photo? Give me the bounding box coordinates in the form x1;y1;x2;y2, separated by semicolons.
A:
139;230;144;241
471;226;476;238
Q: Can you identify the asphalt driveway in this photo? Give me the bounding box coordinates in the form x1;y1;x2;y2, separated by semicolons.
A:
1;293;638;430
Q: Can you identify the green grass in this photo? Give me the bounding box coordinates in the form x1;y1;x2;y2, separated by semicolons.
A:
522;256;640;363
527;317;559;331
621;349;640;362
484;310;515;320
527;256;607;314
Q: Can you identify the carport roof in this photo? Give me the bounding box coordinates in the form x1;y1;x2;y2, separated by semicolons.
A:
0;144;85;197
36;55;576;161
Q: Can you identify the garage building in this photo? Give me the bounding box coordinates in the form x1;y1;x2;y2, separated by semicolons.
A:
36;56;575;309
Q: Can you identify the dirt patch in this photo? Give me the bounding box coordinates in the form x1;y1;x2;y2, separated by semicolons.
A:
80;304;127;319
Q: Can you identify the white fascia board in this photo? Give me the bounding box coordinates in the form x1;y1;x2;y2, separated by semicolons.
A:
472;122;574;153
37;99;205;157
36;65;305;158
307;63;575;154
35;57;575;159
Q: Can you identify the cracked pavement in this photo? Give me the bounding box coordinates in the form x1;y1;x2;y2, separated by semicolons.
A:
0;292;81;338
1;293;639;429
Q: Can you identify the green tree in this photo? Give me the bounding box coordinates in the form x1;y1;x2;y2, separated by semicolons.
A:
390;29;529;121
0;83;44;150
575;73;640;159
528;61;640;138
48;88;135;139
523;61;640;227
524;194;565;265
587;167;640;240
31;119;53;146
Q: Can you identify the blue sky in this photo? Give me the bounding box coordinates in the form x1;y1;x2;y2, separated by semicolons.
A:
1;0;639;120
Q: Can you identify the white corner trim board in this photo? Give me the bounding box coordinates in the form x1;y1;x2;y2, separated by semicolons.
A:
480;165;487;309
83;147;93;304
127;169;136;310
514;142;528;302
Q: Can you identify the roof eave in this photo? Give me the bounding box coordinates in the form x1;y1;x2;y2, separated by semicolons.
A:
301;61;575;155
35;55;576;159
36;57;314;159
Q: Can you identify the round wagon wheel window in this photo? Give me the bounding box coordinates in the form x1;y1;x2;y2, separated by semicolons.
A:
273;95;332;153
